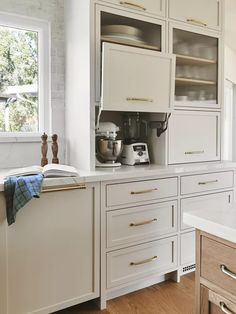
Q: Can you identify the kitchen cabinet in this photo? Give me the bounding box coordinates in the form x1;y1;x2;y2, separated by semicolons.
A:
98;0;166;18
0;183;100;314
168;0;222;31
168;111;220;164
101;42;176;112
180;231;195;266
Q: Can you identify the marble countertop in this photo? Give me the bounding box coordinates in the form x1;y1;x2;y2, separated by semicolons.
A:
183;204;236;244
0;161;236;192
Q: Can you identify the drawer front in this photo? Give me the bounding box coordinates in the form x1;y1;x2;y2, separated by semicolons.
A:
168;111;220;164
209;289;236;314
180;231;195;266
107;201;177;248
181;191;233;231
181;171;234;195
100;0;166;17
107;236;177;288
201;236;236;296
106;177;178;207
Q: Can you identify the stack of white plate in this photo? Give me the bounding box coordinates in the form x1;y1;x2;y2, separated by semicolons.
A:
102;25;145;45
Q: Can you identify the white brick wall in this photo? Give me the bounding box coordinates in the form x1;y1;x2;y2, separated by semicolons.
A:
0;0;65;168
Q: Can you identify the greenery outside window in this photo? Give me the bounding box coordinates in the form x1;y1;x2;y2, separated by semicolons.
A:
0;12;50;138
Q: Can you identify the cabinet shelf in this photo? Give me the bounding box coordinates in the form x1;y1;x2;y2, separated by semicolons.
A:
101;36;160;51
176;54;217;65
175;77;216;86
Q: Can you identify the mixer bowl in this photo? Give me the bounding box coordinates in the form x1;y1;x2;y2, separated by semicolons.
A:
97;139;123;163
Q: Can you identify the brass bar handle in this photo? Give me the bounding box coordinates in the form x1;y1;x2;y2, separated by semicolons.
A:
126;97;154;103
220;302;235;314
131;188;158;195
198;180;218;185
120;1;147;11
130;218;158;227
130;255;158;266
186;18;207;27
220;265;236;280
185;150;204;155
42;184;86;193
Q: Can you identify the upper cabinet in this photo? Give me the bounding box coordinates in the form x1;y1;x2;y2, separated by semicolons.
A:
168;0;222;31
98;0;167;18
101;42;176;112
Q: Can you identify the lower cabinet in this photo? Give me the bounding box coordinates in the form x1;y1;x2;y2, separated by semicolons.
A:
180;231;195;266
0;183;99;314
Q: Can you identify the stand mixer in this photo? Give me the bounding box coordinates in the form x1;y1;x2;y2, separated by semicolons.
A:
96;122;123;167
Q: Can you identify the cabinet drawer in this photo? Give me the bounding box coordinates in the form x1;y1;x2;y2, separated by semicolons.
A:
208;289;236;314
168;111;220;164
169;0;222;31
107;236;177;288
181;191;233;231
181;171;234;195
102;43;175;113
201;236;236;296
99;0;166;18
107;201;177;248
180;231;195;266
106;177;178;207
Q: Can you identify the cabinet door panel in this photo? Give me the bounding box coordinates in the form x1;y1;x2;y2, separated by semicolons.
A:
168;111;220;164
169;0;222;31
180;231;195;266
102;43;175;113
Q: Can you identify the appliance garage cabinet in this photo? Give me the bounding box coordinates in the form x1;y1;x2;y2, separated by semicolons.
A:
0;183;100;314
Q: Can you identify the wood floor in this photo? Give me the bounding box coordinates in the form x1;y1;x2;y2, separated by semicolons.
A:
57;273;195;314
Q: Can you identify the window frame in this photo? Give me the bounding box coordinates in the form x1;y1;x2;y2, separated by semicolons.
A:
0;11;51;141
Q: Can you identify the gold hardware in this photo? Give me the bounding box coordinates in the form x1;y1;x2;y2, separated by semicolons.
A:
126;97;153;102
185;150;204;155
198;180;218;185
131;188;158;195
220;302;235;314
120;1;146;11
186;18;207;27
130;218;158;227
130;255;158;266
220;265;236;280
42;184;86;193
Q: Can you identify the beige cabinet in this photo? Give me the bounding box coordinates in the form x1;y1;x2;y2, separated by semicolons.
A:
168;111;220;164
101;42;176;113
0;184;100;314
169;0;222;31
99;0;166;18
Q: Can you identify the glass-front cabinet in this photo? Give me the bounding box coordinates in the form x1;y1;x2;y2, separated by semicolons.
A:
169;23;221;109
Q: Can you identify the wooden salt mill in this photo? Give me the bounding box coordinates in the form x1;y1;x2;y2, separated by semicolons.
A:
41;133;48;166
52;134;59;164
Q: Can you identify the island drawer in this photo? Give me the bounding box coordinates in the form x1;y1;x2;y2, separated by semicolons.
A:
106;177;178;207
106;236;177;288
106;201;177;248
201;235;236;296
181;171;234;195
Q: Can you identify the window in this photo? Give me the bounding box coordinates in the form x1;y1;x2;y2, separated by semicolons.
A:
0;12;50;136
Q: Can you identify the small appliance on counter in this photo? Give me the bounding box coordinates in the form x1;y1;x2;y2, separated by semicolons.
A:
96;122;123;168
121;113;150;165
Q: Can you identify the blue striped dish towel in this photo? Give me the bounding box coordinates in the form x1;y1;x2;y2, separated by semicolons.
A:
4;174;44;226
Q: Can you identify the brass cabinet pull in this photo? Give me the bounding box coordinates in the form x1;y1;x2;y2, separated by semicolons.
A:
198;180;218;185
220;265;236;280
186;18;207;27
130;255;158;266
120;1;147;11
220;302;235;314
185;150;204;155
42;184;86;193
131;188;158;195
130;218;158;227
126;97;154;103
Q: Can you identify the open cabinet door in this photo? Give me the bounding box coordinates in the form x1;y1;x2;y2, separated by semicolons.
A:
101;42;176;113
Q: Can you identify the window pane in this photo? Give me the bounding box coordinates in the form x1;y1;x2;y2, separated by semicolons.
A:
0;26;39;132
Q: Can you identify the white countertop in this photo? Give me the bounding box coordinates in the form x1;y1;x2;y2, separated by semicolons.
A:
0;161;236;192
183;204;236;244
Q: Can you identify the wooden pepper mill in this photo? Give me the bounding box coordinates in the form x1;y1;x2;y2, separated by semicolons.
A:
52;134;59;164
41;133;48;167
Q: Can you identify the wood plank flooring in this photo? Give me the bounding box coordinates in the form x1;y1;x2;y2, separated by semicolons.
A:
57;273;195;314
